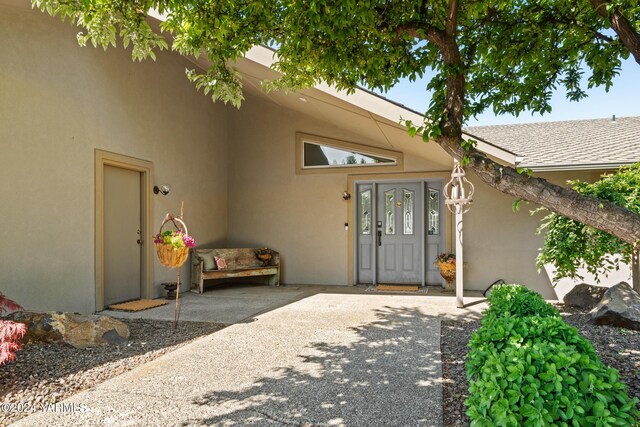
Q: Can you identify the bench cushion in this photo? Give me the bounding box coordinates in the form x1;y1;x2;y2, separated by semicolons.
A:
200;252;216;271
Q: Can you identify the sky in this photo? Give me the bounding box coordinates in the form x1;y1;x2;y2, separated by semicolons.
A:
372;58;640;126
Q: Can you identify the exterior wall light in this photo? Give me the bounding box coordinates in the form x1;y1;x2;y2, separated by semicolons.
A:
342;191;351;201
153;184;171;195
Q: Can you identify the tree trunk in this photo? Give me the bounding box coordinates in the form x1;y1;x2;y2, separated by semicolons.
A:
432;1;640;246
435;135;640;245
591;0;640;65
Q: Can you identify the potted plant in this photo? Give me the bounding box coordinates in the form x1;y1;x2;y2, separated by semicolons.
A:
255;248;273;266
436;253;456;289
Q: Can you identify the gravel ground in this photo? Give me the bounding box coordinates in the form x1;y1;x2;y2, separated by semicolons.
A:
0;319;227;426
441;305;640;427
559;305;640;404
441;318;480;427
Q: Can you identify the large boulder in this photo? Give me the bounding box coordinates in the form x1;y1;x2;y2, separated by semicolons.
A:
563;283;607;309
4;311;129;348
590;282;640;331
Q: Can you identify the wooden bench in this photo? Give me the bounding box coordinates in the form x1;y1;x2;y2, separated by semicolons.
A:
190;248;280;294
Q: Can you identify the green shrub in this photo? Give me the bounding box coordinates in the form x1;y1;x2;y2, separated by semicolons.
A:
484;284;559;320
466;337;638;426
466;284;640;426
467;315;597;379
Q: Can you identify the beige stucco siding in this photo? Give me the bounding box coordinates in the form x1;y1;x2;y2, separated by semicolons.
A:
463;170;607;299
0;3;228;313
227;93;611;299
227;94;449;285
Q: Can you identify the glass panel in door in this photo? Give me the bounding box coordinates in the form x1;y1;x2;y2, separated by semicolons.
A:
428;189;439;235
357;185;374;283
426;183;445;285
361;190;371;235
384;190;395;235
403;189;414;235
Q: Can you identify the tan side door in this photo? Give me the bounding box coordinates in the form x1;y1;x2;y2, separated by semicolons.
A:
104;165;142;305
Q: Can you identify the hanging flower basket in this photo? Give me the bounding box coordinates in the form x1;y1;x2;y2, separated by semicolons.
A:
436;253;456;287
156;244;189;268
154;217;195;269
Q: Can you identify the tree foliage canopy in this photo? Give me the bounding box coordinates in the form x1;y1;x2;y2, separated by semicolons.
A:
33;0;638;118
33;0;640;244
537;163;640;281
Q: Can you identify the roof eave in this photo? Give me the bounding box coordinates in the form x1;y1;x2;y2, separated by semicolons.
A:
461;131;520;166
136;23;523;167
245;46;521;166
245;46;425;122
526;162;633;173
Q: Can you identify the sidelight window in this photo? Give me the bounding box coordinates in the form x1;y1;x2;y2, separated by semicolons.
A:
360;190;371;235
428;189;440;235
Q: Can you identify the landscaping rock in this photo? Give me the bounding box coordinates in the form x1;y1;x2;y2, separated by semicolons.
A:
590;282;640;331
563;283;607;309
0;320;226;426
4;311;130;348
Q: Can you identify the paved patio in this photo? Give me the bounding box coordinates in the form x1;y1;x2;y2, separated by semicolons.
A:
101;284;486;324
14;286;486;426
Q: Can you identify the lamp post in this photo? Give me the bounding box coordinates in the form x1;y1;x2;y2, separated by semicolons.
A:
443;160;475;308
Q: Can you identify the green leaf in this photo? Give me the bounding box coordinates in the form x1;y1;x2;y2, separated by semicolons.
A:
512;199;524;213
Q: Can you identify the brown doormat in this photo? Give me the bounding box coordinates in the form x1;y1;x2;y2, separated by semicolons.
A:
376;284;419;292
108;299;169;312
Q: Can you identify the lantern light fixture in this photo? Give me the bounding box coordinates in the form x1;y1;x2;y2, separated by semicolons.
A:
443;162;474;214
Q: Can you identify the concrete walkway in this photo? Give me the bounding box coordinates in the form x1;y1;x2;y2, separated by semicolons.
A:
15;288;486;426
100;284;485;324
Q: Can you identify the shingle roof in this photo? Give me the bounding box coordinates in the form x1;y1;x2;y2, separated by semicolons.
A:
465;116;640;170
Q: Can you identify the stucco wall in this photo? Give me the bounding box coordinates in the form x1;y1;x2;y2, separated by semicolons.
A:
462;171;603;299
227;94;447;285
227;93;621;299
463;170;634;300
0;3;228;313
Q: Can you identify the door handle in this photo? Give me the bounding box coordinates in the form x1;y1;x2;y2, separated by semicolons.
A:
377;230;382;246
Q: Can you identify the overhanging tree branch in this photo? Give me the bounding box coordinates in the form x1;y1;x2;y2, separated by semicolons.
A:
392;23;447;48
591;0;640;64
436;136;640;244
422;0;640;244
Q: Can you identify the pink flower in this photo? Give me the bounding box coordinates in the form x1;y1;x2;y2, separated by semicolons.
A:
182;234;195;248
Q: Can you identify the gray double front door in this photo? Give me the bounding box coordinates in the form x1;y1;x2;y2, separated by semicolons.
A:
356;180;444;286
